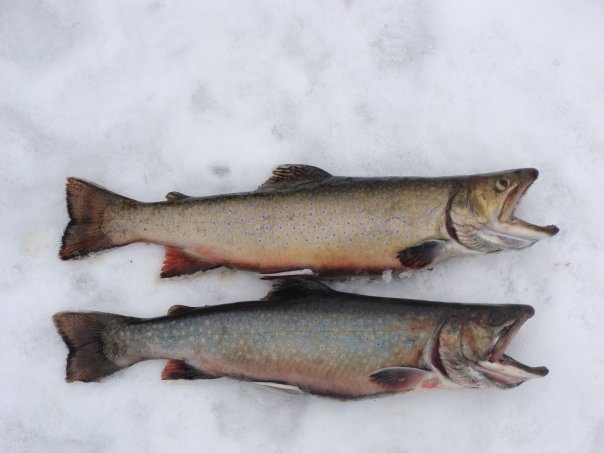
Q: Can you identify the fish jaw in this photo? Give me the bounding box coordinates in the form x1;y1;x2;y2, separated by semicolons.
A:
476;355;549;387
481;219;559;250
483;169;558;249
477;306;548;388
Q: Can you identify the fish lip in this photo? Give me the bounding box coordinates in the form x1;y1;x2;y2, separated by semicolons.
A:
499;354;549;377
479;306;548;385
476;355;549;387
492;169;559;242
489;305;534;362
499;169;537;221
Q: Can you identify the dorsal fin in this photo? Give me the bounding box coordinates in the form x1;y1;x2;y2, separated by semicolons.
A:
262;278;334;301
167;304;198;315
257;164;332;191
166;191;192;201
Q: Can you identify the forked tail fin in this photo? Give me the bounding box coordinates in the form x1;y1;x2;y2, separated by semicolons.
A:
59;178;136;260
52;311;137;382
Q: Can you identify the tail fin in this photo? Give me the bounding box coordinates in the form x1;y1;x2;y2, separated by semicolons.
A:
59;177;136;260
52;311;136;382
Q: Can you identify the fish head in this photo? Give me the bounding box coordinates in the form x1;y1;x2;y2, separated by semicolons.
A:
434;304;548;389
449;169;559;253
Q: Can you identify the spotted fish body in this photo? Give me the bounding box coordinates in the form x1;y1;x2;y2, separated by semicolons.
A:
111;178;453;274
52;280;548;399
60;165;558;277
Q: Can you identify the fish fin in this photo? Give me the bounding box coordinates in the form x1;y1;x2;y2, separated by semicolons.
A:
161;360;217;380
166;304;198;315
257;164;332;190
261;278;334;301
260;269;315;279
160;246;220;278
60;178;136;260
165;191;192;201
397;240;446;269
52;311;137;382
369;367;434;392
254;382;305;395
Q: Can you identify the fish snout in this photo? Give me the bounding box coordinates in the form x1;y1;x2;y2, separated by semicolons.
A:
518;304;535;320
516;168;539;182
506;304;535;327
544;224;560;236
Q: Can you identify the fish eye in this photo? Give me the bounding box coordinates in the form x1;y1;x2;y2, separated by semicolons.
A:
495;177;510;192
487;309;507;326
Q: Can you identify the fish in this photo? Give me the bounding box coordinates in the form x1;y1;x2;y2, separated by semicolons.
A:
52;279;548;399
59;164;558;278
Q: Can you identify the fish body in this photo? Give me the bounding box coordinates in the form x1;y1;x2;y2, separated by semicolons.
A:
53;280;548;399
60;165;558;277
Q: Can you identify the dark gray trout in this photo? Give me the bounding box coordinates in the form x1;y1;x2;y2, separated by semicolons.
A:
59;164;558;278
53;280;548;399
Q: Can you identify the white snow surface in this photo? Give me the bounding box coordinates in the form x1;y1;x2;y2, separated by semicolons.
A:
2;1;604;452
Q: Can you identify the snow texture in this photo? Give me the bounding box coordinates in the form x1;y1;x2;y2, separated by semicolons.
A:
2;1;604;452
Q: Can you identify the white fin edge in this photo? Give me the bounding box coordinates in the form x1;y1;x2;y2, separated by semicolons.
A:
259;268;315;277
253;382;305;395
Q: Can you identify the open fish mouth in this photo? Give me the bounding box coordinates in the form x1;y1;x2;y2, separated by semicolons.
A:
477;307;548;387
485;169;559;249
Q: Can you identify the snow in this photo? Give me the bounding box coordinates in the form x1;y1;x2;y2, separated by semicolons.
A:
2;0;604;451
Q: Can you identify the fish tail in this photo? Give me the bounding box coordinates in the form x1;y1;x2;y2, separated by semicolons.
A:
59;177;135;260
52;311;135;382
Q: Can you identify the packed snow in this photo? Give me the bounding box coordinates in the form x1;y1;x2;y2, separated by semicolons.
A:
2;1;604;452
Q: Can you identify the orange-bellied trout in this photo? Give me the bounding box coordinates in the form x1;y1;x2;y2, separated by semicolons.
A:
59;164;558;278
52;279;548;399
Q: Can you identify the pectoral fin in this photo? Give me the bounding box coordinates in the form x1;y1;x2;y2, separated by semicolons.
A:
397;240;446;269
369;367;435;392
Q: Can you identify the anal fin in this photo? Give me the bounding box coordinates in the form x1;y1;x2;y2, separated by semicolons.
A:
161;246;219;278
369;367;436;392
397;240;446;269
161;360;217;380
